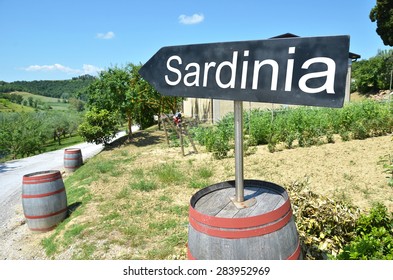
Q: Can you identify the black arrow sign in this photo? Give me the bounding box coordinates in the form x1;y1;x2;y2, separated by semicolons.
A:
139;35;350;108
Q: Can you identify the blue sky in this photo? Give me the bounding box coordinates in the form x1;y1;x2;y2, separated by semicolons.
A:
0;0;391;82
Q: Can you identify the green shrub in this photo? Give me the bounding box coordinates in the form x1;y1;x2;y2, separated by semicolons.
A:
190;100;393;156
246;109;272;145
380;153;393;187
191;126;210;146
336;203;393;260
205;128;230;159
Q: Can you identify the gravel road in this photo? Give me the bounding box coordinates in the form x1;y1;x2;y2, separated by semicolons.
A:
0;130;132;259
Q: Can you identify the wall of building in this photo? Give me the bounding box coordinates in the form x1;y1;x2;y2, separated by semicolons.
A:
183;98;287;123
183;63;353;122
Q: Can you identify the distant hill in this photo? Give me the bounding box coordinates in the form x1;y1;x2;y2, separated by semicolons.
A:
0;97;34;112
0;74;96;99
0;91;72;112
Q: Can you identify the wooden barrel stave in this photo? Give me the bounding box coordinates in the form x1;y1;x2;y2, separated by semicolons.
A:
188;180;301;260
189;220;300;259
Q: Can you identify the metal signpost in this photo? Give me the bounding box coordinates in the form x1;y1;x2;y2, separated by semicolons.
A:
139;35;350;207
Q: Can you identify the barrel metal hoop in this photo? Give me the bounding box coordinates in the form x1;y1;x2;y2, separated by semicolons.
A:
188;238;300;260
28;225;58;232
22;187;66;199
187;247;196;260
286;240;302;260
189;209;293;239
24;207;68;219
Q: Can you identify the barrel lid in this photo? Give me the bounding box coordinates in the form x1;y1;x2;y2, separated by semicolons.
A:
64;148;81;153
23;170;62;184
24;170;60;178
191;180;289;219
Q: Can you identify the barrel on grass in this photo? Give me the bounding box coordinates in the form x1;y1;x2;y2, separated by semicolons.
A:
64;148;83;172
22;170;68;232
188;180;301;260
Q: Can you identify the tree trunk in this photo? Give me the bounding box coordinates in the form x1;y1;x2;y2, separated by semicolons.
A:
127;114;133;140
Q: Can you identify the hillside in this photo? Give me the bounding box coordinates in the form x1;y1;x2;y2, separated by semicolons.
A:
0;98;34;112
0;75;95;99
1;128;392;260
13;91;70;110
0;92;71;112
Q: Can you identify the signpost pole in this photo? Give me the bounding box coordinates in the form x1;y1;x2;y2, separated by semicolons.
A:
232;100;256;208
234;100;244;202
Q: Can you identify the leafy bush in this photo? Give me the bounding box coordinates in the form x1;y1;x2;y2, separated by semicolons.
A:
78;107;120;144
204;127;231;159
191;100;393;158
0;111;83;160
288;181;393;260
190;119;232;159
335;203;393;260
380;153;393;187
245;109;273;145
351;49;393;94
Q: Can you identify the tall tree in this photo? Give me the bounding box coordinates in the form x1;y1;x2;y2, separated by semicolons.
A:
370;0;393;46
352;49;393;93
130;63;183;127
85;67;136;139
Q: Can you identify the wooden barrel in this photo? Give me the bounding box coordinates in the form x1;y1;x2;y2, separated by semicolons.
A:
22;170;68;232
64;148;83;172
188;180;302;260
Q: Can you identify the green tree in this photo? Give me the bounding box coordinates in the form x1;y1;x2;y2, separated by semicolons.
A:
78;107;120;144
0;113;49;159
46;112;70;145
351;49;393;93
69;97;85;112
370;0;393;46
28;96;34;107
85;67;136;139
82;63;183;144
130;63;183;128
9;94;23;104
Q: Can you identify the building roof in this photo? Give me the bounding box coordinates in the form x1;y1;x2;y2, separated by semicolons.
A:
270;33;361;60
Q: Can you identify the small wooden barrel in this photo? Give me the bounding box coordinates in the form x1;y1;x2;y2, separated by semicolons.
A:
188;180;301;260
64;148;83;172
22;170;68;232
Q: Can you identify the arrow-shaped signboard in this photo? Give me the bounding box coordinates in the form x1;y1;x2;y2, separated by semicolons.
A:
139;35;350;108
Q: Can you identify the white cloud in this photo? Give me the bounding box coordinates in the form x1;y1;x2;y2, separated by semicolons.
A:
96;31;115;39
22;64;103;76
179;13;204;25
24;64;80;74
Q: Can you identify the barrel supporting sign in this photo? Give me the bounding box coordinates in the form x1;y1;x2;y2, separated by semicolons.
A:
188;180;301;260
